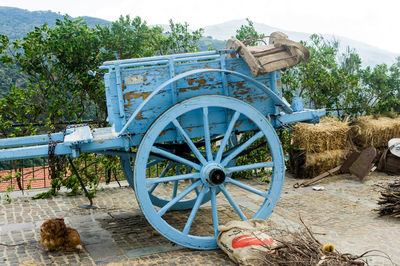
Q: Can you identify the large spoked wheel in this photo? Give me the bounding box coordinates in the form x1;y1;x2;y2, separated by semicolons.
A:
134;95;285;249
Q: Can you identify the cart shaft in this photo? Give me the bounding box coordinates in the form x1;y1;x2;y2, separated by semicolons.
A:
0;126;127;161
0;132;64;149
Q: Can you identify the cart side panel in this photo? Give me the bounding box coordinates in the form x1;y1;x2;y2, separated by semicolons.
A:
121;65;171;138
105;72;127;132
227;58;282;96
226;58;280;117
119;60;229;140
107;55;281;145
174;60;226;102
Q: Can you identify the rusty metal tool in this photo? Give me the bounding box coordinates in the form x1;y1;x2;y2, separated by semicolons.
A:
294;147;377;188
293;165;342;188
349;147;376;181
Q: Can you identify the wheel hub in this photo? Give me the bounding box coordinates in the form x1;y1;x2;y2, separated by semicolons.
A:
200;162;226;186
209;168;226;185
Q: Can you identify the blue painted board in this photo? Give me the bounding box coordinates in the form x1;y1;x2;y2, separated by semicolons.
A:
102;51;282;146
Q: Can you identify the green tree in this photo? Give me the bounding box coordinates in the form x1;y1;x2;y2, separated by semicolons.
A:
162;19;203;54
282;34;400;117
0;17;106;132
281;34;365;117
98;15;162;60
339;46;362;75
0;16;108;196
0;15;204;199
98;16;204;59
360;58;400;115
235;18;266;46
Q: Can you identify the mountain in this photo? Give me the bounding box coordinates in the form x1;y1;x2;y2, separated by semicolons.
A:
0;7;109;40
0;7;111;95
203;19;399;67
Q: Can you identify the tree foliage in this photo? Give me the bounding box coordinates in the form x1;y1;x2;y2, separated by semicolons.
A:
359;58;400;115
0;17;106;134
98;16;204;60
0;15;204;198
0;9;219;94
0;15;205;134
235;18;266;46
98;15;161;60
282;34;400;117
163;20;204;54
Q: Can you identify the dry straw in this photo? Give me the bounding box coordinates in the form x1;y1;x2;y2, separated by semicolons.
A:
255;217;394;265
292;118;350;153
377;179;400;218
350;116;400;148
291;149;346;178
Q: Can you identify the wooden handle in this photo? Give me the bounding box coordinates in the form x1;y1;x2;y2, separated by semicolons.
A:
294;165;342;188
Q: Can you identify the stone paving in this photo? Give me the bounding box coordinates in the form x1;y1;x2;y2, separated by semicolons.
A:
0;171;399;265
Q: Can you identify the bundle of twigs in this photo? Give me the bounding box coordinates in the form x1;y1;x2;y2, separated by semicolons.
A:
377;179;400;218
257;217;393;265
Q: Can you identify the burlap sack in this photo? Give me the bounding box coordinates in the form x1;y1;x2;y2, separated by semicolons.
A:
217;219;275;265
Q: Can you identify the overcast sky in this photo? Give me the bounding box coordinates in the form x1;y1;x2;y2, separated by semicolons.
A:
1;0;399;54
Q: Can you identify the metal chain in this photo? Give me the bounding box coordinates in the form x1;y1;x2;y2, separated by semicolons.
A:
65;123;89;130
47;133;65;183
48;133;56;181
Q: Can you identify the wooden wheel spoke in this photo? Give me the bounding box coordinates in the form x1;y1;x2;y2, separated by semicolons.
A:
202;107;213;162
191;179;200;195
227;178;268;198
151;146;201;170
157;180;202;216
226;162;273;173
221;131;264;167
148;161;174;194
220;184;248;220
146;173;200;185
172;119;207;165
210;187;219;237
146;158;164;168
172;164;181;199
183;185;208;235
215;111;240;163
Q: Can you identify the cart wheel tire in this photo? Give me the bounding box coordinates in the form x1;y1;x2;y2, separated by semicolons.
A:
134;95;285;250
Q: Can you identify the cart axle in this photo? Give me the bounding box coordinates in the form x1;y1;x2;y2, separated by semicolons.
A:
200;162;226;186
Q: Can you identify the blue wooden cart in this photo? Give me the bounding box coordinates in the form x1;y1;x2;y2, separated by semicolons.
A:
0;49;324;249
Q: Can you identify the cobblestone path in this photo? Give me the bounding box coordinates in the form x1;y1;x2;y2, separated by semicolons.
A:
1;172;399;265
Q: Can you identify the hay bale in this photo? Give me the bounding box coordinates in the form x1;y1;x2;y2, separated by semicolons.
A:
350;116;400;148
292;118;350;153
290;149;346;179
